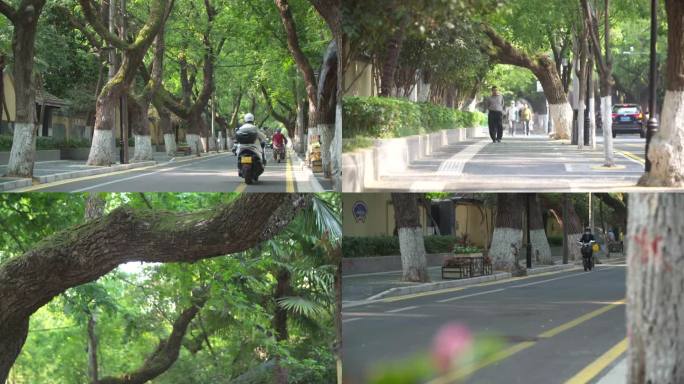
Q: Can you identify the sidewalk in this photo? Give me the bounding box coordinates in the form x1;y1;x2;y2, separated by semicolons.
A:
595;357;626;384
359;132;651;192
0;151;210;192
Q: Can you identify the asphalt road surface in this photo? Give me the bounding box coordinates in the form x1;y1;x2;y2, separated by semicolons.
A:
13;149;322;192
342;264;627;384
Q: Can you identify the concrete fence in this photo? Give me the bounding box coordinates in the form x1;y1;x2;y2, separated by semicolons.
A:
342;126;482;192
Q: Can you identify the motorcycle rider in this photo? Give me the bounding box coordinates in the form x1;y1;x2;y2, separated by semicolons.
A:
236;113;268;170
580;227;595;244
272;128;288;160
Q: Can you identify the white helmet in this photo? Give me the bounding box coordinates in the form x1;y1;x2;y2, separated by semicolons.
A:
244;113;255;123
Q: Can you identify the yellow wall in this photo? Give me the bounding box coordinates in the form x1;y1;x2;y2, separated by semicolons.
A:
343;193;428;237
343;194;492;248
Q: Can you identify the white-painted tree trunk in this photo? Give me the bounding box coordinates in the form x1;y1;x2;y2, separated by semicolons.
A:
530;229;553;265
601;96;615;166
87;128;115;166
186;134;201;155
6;123;37;177
200;137;208;153
577;101;586;149
626;193;684;384
397;227;430;282
163;133;176;156
332;102;342;191
319;123;333;177
589;96;596;149
640;90;684;187
549;102;573;140
132;134;153;162
489;227;523;270
568;232;583;261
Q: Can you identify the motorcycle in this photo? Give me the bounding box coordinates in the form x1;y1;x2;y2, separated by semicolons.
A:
578;240;596;271
237;146;265;184
273;143;286;163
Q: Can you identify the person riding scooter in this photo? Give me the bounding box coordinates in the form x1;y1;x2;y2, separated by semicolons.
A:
235;113;268;183
578;227;596;271
272;128;287;163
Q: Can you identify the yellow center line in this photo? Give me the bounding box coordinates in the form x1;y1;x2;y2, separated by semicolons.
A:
564;338;628;384
427;341;536;384
618;150;645;164
538;300;625;339
234;183;247;193
428;299;625;383
285;155;295;193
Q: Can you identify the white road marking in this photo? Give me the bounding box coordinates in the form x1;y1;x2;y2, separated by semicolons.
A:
510;272;587;288
385;305;419;313
436;288;505;303
342;318;362;323
71;155;230;192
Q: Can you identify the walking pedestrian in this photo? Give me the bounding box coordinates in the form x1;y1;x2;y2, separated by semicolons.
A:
506;101;517;136
521;104;532;135
486;86;504;143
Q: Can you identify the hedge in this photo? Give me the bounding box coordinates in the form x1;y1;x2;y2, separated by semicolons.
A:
342;96;485;140
0;135;91;151
342;235;481;258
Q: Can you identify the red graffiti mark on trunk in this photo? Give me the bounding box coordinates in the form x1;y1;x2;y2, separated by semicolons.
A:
632;228;670;271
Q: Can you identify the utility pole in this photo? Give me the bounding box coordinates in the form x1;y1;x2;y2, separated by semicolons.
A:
562;194;569;264
588;193;593;231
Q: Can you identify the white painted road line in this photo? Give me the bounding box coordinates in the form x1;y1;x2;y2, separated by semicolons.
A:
385;305;419;313
343;318;362;323
436;288;505;303
71;155;229;192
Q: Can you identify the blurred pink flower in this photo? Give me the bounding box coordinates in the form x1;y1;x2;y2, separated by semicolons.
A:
432;323;473;373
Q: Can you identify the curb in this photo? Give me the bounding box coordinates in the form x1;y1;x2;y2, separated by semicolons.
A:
33;161;157;185
343;263;581;308
0;178;33;192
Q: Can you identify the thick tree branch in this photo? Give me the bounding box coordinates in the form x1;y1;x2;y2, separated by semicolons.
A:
0;194;310;325
97;292;209;384
0;1;16;22
78;0;129;50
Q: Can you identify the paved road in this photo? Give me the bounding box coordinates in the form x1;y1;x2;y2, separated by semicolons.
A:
11;149;323;192
366;133;650;192
342;265;627;384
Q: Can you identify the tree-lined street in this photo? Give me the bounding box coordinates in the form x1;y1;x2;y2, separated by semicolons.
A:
343;264;627;384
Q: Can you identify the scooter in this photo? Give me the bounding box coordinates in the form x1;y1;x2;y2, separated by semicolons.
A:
273;143;286;163
237;145;265;185
578;240;596;271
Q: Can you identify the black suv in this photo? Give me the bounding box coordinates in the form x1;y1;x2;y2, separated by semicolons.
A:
612;104;645;138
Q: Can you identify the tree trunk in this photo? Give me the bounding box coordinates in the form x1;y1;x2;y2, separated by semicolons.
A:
87;314;99;383
626;193;684;384
84;0;167;166
273;267;291;384
0;193;310;382
530;194;553;265
640;0;684;187
391;193;429;282
489;194;525;271
379;12;409;97
5;1;47;178
564;199;584;261
317;40;338;178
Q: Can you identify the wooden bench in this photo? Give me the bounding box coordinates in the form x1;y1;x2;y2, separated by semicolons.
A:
442;256;492;280
176;146;192;156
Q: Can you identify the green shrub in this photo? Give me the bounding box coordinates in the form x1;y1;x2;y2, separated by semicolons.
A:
547;235;563;247
343;96;485;141
342;235;481;258
0;134;91;151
